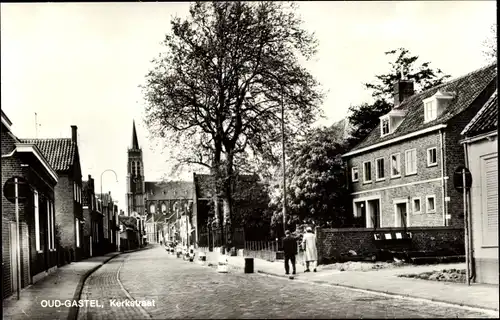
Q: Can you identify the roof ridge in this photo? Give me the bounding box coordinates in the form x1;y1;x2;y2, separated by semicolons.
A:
406;63;497;101
461;89;498;136
21;137;72;141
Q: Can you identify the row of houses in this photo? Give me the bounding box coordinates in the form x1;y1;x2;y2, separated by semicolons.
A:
1;111;121;299
341;63;497;284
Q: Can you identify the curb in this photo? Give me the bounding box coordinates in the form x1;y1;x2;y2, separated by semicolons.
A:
255;270;499;316
67;253;122;320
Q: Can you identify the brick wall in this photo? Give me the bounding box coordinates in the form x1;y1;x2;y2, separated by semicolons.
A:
55;175;75;251
348;131;442;193
347;131;447;227
444;79;497;227
2;218;12;299
315;227;464;264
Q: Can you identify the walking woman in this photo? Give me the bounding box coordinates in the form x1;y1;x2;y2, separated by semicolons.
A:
301;226;318;272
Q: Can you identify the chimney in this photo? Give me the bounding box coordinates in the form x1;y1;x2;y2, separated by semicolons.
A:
71;125;78;143
393;80;414;107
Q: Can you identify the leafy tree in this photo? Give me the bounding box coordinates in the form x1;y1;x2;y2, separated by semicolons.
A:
482;23;497;62
269;125;351;231
142;1;323;249
347;48;451;146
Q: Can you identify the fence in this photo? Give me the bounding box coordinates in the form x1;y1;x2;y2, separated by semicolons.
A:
198;227;245;249
243;240;285;262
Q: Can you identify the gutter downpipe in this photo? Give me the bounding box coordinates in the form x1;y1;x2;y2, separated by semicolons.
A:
463;140;475;282
439;129;447;226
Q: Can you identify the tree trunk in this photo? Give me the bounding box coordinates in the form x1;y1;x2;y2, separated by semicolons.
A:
212;140;224;251
222;151;236;252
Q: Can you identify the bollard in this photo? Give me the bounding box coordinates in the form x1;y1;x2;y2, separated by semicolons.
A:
197;252;207;265
244;257;254;274
217;255;229;273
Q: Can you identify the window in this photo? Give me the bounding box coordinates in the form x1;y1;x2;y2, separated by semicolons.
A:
391;153;401;177
47;201;52;250
51;202;55;250
161;203;167;214
426;195;436;213
363;161;372;183
351;167;359;182
149;204;156;214
413;198;422;214
376;158;385;180
137;162;141;176
424;100;437;122
381;118;390;136
74;182;77;201
34;191;41;251
405;149;417;175
76;218;80;247
427;147;437;166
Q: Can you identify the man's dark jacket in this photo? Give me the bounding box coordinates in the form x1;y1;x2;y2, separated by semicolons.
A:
282;235;297;257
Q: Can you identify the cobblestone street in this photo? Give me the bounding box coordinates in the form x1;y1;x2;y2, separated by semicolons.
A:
77;246;494;319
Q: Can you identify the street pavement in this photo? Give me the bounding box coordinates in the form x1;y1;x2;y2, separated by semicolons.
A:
202;250;499;314
76;246;495;319
2;252;121;320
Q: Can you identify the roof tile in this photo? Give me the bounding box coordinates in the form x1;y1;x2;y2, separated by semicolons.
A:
349;63;497;153
462;89;498;137
20;138;76;172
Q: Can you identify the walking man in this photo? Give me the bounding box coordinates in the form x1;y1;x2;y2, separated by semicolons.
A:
282;230;297;275
302;226;318;272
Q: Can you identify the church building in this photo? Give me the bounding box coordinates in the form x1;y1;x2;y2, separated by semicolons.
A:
125;121;195;245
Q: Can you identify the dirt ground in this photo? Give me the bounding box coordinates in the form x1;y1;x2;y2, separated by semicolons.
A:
320;260;408;272
398;268;466;283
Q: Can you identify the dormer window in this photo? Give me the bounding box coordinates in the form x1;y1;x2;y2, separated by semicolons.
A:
424;100;437;122
381;118;390;136
423;90;454;123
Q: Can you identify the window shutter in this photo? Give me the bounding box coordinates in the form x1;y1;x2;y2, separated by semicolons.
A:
482;156;498;247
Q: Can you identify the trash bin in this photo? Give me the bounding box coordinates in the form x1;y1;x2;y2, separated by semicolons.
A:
244;258;254;274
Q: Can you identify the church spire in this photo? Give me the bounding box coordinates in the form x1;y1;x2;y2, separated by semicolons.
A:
131;120;140;150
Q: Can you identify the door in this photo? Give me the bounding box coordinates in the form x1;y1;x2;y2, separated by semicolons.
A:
395;203;408;228
367;199;380;228
481;154;498;247
10;222;18;293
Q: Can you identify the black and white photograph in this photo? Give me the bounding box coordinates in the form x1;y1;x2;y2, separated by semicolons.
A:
1;1;498;319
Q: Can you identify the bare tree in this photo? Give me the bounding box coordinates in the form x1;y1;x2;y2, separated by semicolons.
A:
142;1;323;249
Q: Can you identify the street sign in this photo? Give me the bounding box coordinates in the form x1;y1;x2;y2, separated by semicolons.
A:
453;166;472;192
3;177;30;204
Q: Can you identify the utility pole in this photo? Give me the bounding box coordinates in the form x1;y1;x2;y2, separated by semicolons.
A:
463;169;470;286
34;113;41;138
15;178;21;300
281;84;287;235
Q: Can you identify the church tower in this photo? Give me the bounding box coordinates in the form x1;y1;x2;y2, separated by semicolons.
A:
126;120;145;216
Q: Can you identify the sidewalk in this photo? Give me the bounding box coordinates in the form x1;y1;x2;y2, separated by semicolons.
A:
203;250;499;314
2;252;121;320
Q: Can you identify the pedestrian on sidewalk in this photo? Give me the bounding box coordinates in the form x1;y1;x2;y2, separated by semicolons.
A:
282;230;297;275
301;226;318;272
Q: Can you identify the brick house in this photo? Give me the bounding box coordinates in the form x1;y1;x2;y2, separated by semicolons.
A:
118;215;140;251
1;111;58;299
461;89;498;284
82;175;104;258
22;126;84;264
342;63;496;229
97;192;119;253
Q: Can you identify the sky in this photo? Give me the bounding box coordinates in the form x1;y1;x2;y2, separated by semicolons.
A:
1;1;496;210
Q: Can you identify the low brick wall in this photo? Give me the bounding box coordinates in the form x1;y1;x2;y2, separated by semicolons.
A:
316;227;464;265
